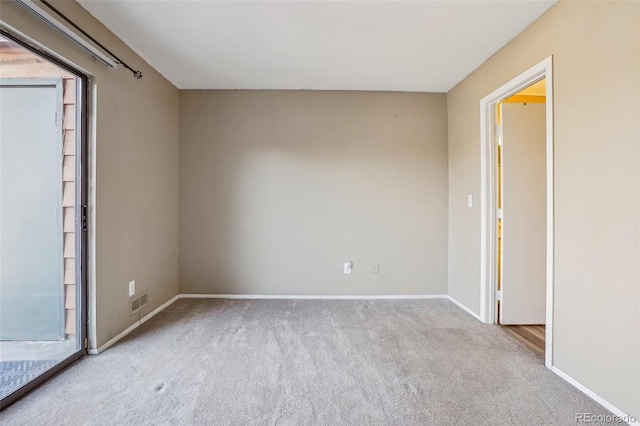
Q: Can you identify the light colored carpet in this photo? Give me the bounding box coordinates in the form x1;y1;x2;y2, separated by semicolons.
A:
0;298;618;425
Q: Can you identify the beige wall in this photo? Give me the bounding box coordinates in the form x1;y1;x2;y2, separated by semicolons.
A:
447;1;639;418
0;1;180;348
180;90;448;295
2;0;637;416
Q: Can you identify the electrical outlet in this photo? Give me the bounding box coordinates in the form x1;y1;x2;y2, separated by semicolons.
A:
371;262;379;274
128;280;136;297
344;261;352;275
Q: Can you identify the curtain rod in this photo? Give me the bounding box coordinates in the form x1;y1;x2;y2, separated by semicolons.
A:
37;0;143;79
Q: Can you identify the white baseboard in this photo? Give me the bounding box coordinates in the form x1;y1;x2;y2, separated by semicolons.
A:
140;294;180;324
446;295;483;322
88;294;180;355
179;294;449;300
551;367;639;425
444;295;637;424
88;293;446;354
87;321;139;355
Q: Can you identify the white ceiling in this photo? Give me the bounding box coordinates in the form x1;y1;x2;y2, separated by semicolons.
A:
78;0;557;92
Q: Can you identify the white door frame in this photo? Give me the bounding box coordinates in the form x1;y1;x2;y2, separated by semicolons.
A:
479;56;554;368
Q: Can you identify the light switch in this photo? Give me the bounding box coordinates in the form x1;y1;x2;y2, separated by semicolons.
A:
467;194;473;208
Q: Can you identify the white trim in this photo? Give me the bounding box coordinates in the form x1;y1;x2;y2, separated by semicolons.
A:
551;367;639;425
447;296;483;322
140;294;181;324
479;56;554;369
87;321;139;355
88;294;447;354
544;59;555;371
88;294;179;355
179;294;449;300
87;79;98;353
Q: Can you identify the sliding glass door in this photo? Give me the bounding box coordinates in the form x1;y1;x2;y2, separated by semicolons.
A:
0;32;87;409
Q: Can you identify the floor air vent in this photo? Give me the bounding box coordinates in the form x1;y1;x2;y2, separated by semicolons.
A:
129;291;148;316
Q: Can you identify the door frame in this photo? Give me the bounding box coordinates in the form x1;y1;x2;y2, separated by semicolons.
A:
0;28;89;410
479;56;554;368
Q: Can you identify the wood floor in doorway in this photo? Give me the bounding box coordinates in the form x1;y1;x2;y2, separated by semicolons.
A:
500;324;545;357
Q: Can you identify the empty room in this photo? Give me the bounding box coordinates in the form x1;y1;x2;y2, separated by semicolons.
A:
0;0;638;425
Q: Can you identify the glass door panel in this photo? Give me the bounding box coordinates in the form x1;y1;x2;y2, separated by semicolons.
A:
0;34;86;407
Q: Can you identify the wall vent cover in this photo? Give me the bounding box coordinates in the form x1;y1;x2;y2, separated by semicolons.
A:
129;291;148;316
139;292;148;308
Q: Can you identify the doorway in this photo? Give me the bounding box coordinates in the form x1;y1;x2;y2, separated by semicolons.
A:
479;57;554;368
497;81;547;357
0;32;88;409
